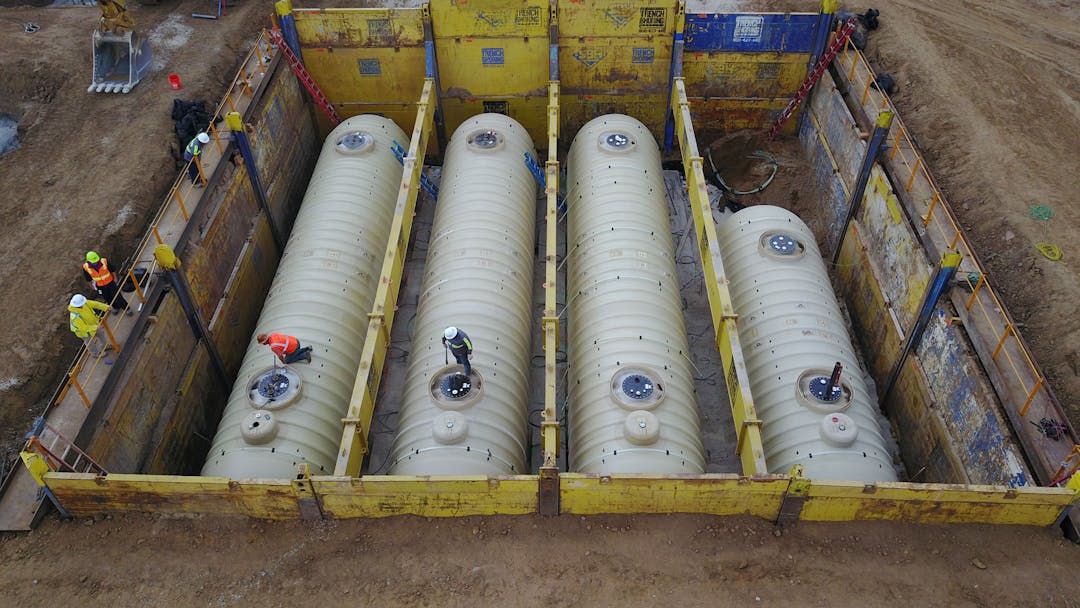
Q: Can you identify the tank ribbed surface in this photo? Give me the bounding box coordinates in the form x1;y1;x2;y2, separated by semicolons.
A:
565;114;706;474
389;114;538;475
202;115;407;479
715;205;897;482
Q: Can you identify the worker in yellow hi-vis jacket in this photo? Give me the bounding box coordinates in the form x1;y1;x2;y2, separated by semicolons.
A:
68;294;112;356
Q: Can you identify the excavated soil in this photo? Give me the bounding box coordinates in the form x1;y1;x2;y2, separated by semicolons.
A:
1;1;1079;604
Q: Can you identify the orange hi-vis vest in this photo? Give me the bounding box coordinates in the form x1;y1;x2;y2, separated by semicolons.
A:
84;259;115;287
267;333;298;357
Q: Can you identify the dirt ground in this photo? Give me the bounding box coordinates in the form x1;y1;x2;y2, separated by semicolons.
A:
1;0;1080;604
3;513;1080;607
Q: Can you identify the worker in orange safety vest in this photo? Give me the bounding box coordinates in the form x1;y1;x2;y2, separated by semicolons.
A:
256;332;313;364
83;250;131;315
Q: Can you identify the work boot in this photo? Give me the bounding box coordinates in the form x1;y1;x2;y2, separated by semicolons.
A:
304;351;312;364
111;308;121;315
125;308;134;317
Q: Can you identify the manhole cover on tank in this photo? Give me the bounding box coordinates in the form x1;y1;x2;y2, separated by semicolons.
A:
610;366;665;410
439;372;473;399
470;129;500;148
336;130;373;153
621;374;655;400
807;375;843;402
759;231;805;259
598;130;635;152
795;368;852;413
247;366;303;409
606;133;629;147
767;234;799;255
257;372;292;399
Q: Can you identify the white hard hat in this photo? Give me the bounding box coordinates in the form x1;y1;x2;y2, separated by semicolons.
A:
70;294;87;308
443;327;457;340
197;132;210;144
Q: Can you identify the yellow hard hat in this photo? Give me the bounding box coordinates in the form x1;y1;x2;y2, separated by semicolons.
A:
86;251;100;263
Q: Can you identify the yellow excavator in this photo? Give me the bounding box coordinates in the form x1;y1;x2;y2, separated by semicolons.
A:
89;0;153;93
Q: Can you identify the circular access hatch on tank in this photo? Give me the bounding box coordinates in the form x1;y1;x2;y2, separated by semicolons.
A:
428;365;484;410
795;368;853;413
466;128;504;152
610;366;665;410
335;131;374;154
597;130;636;153
246;366;303;410
440;372;473;399
759;230;806;260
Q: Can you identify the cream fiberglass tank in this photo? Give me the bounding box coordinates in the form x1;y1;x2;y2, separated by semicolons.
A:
202;115;407;479
388;114;538;475
715;205;897;482
565;114;706;474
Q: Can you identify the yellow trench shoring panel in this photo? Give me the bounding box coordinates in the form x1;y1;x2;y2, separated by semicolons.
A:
560;474;789;516
671;78;766;475
428;0;549;142
683;51;809;100
558;0;677;138
428;0;548;39
45;474;301;519
558;0;675;38
315;476;538;518
43;470;1079;524
800;480;1075;525
293;8;427;124
335;78;436;478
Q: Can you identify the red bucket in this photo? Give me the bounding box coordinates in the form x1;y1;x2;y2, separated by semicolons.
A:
168;74;182;90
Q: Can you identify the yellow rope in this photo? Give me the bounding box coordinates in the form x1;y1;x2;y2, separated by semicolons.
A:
1035;242;1063;261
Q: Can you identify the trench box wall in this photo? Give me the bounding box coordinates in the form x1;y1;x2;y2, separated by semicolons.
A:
78;61;319;475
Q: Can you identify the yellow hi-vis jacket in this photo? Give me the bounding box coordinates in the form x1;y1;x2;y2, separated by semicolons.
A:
69;300;111;338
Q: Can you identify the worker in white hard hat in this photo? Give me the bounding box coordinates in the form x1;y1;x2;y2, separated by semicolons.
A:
441;326;473;376
183;131;211;186
68;294;112;356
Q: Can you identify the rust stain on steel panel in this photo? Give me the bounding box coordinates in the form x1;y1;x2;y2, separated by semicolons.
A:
47;475;303;519
184;176;260;321
688;101;784;132
296;10;424;48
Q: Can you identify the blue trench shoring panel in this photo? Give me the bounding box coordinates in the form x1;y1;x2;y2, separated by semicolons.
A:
684;13;818;53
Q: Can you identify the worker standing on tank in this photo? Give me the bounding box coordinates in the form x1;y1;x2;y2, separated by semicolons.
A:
83;251;131;315
68;294;112;356
257;332;313;365
442;327;473;376
184;132;211;186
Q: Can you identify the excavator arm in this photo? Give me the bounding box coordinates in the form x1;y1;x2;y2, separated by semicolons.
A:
89;0;152;93
96;0;137;34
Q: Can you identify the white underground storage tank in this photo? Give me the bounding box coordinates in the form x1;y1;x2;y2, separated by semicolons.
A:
715;205;897;482
565;114;706;474
202;115;407;479
388;114;538;475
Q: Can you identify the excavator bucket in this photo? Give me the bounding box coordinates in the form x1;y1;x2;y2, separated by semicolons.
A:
88;29;152;94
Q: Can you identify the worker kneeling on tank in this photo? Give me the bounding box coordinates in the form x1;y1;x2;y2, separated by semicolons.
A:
257;332;312;365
